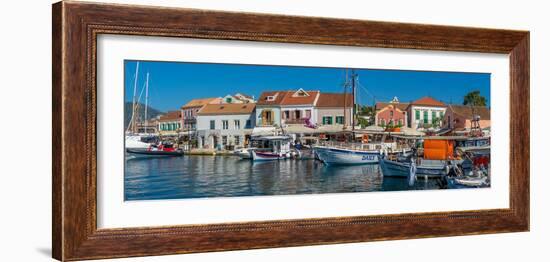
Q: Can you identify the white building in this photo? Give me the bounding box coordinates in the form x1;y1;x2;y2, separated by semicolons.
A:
196;103;256;149
408;96;447;129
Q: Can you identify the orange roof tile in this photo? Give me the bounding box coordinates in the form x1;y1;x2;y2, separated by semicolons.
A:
257;91;286;105
181;97;222;109
197;103;256;115
316;93;353;107
411;96;446;107
448;105;490;120
158;111;182;122
375;102;410;111
280;90;319;105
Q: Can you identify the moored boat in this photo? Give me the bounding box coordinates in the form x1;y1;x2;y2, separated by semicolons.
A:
379;157;454;178
126;143;184;158
249;136;294;161
314;145;379;165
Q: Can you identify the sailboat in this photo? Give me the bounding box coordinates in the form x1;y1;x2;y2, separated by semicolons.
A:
124;64;182;158
313;69;392;165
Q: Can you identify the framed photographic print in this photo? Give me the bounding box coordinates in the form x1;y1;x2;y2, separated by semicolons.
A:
52;1;529;261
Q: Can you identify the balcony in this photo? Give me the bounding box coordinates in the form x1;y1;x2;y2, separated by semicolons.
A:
284;118;308;124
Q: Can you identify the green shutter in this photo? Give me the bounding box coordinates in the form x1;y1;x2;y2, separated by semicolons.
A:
415;110;420;119
423;111;428;124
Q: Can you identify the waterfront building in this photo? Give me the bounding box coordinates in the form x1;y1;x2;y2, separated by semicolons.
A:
195;103;256;149
158;111;183;136
441;104;491;130
315;93;353;127
180;97;222;130
256;89;320;127
407;96;447;129
374;97;409;128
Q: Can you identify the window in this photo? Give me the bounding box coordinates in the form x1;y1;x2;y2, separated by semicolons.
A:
322;116;333;125
234;120;240;129
390;110;394;118
226;97;232;103
222;135;227;145
305;110;312;119
336;116;345;124
284;110;290;119
266;96;275;101
246;120;252;128
210;120;215;130
380;119;386;126
234;135;241;145
295;110;301;119
222;120;229;130
398;119;403;126
423;111;428;124
432;111;437;124
415;110;420;120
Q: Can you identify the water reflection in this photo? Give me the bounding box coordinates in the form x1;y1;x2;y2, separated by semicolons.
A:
124;156;441;201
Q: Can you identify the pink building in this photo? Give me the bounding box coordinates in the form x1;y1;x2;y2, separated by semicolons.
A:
374;97;409;127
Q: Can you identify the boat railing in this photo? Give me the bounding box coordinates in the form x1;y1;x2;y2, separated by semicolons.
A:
318;140;410;153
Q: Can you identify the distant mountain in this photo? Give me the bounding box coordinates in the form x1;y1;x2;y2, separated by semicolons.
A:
124;102;165;128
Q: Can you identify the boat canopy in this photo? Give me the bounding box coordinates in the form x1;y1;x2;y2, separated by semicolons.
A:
251;126;279;137
252;135;291;141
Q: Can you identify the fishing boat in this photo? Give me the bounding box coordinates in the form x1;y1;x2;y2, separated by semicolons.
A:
313;69;405;165
379;137;463;179
380;157;454;178
250;136;295;161
314;143;381;165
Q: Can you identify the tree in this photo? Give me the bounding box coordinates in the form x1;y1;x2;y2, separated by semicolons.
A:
463;90;487;106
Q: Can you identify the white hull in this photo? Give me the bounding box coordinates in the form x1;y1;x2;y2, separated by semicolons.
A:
252;150;290;161
125;135;151;149
314;146;379;165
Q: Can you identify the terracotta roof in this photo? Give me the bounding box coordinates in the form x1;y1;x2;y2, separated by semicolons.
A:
181;97;221;109
448;105;490;120
257;91;286;105
411;96;446;107
158;111;181;122
316;93;354;107
375;102;410;111
197;103;256;115
257;90;320;106
280;90;319;105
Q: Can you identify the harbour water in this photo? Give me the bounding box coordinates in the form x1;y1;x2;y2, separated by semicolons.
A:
125;156;443;201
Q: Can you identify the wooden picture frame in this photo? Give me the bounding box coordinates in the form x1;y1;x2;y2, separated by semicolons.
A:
52;1;529;261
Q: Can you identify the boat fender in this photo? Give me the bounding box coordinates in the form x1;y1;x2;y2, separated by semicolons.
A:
408;158;417;186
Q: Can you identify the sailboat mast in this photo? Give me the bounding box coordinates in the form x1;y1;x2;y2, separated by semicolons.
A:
343;69;348;131
351;69;356;131
144;72;149;134
131;61;140;134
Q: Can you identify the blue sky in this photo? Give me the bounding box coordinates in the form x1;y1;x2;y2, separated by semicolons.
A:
124;60;490;112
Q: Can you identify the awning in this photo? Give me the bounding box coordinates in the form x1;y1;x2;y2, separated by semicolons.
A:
251;126;278;137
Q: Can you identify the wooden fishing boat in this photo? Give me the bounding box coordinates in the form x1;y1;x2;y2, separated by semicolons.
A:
314;145;380;165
